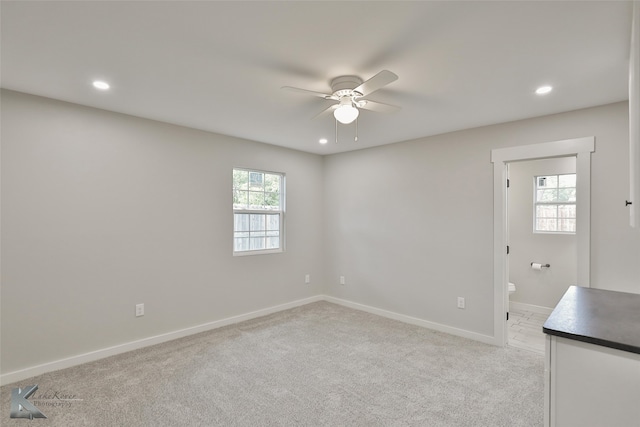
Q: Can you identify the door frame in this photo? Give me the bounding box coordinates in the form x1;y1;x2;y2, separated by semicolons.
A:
491;137;595;347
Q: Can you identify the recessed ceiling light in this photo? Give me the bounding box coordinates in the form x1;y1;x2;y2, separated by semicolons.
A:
535;85;553;95
319;138;328;144
92;80;110;90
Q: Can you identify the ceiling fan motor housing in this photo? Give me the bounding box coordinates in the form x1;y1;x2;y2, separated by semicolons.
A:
330;76;363;98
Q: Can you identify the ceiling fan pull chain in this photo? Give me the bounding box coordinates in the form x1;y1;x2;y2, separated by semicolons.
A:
335;118;338;143
355;117;358;142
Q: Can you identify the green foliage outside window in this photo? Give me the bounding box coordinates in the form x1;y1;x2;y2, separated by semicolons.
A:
233;169;281;210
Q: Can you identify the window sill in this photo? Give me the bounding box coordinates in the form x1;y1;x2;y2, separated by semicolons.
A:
533;231;576;236
233;248;284;257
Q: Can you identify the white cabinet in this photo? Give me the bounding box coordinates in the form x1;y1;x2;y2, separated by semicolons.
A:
543;286;640;427
545;335;640;427
630;1;640;227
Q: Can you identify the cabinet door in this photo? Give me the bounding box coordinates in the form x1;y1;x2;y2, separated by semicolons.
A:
548;336;640;427
630;2;639;227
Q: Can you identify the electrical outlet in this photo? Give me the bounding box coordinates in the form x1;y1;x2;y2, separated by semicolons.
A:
305;274;311;284
135;303;144;317
340;276;345;285
457;297;465;309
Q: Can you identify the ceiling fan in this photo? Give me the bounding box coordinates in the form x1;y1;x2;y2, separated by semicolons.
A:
282;70;400;129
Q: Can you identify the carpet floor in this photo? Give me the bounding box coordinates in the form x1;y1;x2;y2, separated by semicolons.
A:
1;301;544;426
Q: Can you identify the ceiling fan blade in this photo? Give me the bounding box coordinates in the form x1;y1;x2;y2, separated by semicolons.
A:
281;86;335;99
312;103;339;120
353;70;398;97
357;100;401;114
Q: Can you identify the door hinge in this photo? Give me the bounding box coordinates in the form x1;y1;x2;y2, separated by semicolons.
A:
507;312;509;321
507;179;510;188
506;245;510;255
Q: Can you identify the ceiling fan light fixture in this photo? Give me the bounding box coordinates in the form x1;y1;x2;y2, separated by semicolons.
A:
334;103;359;124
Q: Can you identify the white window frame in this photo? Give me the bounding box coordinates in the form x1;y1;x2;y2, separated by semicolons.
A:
533;173;576;234
232;168;285;256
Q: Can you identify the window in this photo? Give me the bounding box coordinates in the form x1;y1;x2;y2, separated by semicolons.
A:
534;173;576;233
233;168;284;255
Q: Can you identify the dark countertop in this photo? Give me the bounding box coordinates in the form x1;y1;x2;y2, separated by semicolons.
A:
543;285;640;355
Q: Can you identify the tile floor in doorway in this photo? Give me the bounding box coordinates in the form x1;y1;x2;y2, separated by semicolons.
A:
508;307;548;354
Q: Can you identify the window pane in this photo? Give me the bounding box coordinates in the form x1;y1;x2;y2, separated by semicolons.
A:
250;214;265;231
264;174;280;193
559;174;576;188
537;175;557;188
557;205;576;218
233;170;248;190
233;189;248;209
536;205;557;219
266;214;279;231
557;188;576;202
234;214;249;231
248;191;265;209
537;189;558;202
537;218;557;232
249;172;264;191
266;236;280;249
264;192;280;209
250;236;265;250
234;237;249;252
559;219;576;232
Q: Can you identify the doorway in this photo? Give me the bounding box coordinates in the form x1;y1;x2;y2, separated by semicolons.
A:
491;137;594;347
506;157;577;353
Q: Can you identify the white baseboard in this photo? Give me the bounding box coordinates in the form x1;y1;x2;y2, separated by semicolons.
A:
2;294;501;385
509;300;554;316
0;295;323;386
323;296;498;346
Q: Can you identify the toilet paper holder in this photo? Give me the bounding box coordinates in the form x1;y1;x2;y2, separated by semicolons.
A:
531;262;551;268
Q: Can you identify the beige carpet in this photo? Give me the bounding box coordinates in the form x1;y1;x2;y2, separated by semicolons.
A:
1;301;543;426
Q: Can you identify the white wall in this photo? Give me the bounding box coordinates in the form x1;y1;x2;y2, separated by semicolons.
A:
0;90;325;374
508;158;577;309
324;101;639;338
3;90;639;377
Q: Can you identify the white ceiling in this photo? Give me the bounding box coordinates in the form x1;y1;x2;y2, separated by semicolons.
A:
1;1;633;155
